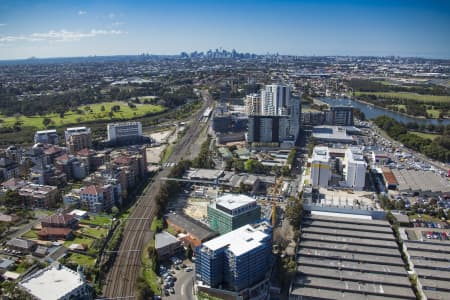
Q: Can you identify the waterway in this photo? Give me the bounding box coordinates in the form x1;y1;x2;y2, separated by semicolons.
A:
318;97;450;126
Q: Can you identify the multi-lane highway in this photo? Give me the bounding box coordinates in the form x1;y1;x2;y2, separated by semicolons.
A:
102;90;212;299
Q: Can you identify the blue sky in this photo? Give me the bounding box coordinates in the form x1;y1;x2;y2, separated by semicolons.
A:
0;0;449;59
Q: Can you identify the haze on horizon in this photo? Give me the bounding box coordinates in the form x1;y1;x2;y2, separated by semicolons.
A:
0;0;449;60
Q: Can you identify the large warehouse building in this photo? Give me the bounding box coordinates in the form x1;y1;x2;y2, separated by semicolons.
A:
289;213;416;300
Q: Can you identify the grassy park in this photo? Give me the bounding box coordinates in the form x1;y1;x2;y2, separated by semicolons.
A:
410;131;441;140
64;236;95;248
355;91;450;103
79;214;113;227
66;253;96;267
0;101;165;130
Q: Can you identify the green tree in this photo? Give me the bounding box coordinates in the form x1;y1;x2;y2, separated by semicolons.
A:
42;117;52;127
3;190;22;208
285;195;303;229
186;246;193;260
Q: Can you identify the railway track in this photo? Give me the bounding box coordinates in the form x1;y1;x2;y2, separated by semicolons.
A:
101;90;212;299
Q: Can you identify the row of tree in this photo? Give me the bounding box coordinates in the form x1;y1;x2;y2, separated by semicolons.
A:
373;116;450;163
0;82;195;117
348;78;450;96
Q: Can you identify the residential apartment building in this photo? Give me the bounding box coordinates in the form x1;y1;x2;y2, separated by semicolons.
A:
246;84;301;146
34;129;59;145
79;184;114;213
195;223;272;297
18;183;59;208
311;146;331;187
207;194;261;235
245;93;261;115
344;147;367;190
261;84;291;116
0;157;19;182
107;121;143;144
65;127;92;153
327;106;354;126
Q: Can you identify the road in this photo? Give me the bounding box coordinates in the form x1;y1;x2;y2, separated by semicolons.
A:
102;90;212;299
5;210;52;240
370;121;449;173
164;261;195;300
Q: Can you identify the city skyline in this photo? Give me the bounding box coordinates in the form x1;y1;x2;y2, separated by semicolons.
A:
1;0;450;60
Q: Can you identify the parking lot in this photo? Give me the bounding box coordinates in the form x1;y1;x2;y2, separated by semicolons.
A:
158;256;194;299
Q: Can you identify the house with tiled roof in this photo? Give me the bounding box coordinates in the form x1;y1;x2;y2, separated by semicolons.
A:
41;213;78;229
38;227;73;240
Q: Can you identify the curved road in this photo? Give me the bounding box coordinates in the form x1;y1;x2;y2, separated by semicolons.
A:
102;90;212;299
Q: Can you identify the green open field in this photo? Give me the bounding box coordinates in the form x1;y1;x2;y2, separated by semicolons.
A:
410;131;441;140
355;91;450;103
67;253;96;267
64;236;95;248
80;226;108;239
21;230;38;239
388;104;407;111
0;101;165;130
141;239;161;295
80;214;113;227
426;109;441;118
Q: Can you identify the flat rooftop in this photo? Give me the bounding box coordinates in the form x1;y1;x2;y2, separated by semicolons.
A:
202;224;268;256
301;226;395;241
300;240;400;257
312;126;354;143
213;193;256;211
312;146;330;162
291;276;415;299
306;213;389;227
392;168;450;193
185;168;223;181
298;265;411;287
290;286;411;300
301;232;398;248
290;213;414;299
35;129;57;134
303;219;393;233
297;256;407;276
19;264;86;300
404;239;450;299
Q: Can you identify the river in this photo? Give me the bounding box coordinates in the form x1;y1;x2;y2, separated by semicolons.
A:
318;97;450;126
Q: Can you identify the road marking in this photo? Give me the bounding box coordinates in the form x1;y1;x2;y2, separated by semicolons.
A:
181;283;185;296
